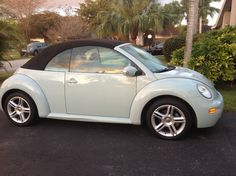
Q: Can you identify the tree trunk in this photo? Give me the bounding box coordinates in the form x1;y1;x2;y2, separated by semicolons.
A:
199;16;203;33
193;1;199;34
183;0;199;67
136;32;144;46
23;17;31;43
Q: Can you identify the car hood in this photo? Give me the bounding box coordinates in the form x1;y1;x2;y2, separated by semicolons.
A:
154;67;214;87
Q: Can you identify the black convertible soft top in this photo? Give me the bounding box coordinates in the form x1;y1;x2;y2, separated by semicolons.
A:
22;39;126;70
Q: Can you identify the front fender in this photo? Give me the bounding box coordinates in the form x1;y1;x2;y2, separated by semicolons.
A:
130;78;199;124
0;74;50;117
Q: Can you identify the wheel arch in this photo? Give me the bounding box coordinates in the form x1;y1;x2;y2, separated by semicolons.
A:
130;78;200;126
2;89;37;111
33;49;38;55
140;95;197;127
0;74;50;117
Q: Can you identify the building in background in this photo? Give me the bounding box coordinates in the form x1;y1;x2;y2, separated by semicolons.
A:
214;0;236;28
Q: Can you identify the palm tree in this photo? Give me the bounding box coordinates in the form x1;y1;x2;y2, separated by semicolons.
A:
181;0;220;33
183;0;199;67
96;0;162;42
161;1;185;30
198;0;220;33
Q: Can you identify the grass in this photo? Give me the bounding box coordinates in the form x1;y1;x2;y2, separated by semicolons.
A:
217;85;236;112
0;72;13;83
2;49;21;60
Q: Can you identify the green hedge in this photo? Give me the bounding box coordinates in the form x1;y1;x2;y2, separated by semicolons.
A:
170;26;236;82
163;36;185;62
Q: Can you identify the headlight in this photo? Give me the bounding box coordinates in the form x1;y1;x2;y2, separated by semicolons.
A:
197;84;212;99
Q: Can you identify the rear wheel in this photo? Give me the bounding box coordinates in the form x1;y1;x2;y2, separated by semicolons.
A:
146;98;193;140
4;92;38;126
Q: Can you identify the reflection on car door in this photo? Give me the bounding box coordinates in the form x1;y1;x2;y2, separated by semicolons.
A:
65;46;137;118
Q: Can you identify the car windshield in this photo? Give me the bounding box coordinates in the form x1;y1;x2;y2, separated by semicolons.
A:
28;42;39;47
27;43;34;47
121;44;171;73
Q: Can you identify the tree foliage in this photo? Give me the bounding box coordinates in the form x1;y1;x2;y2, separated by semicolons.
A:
0;0;13;18
181;0;220;21
163;36;185;62
2;0;45;41
78;0;220;40
181;0;220;32
47;16;91;42
198;0;220;20
161;1;184;30
18;12;61;42
0;20;24;62
78;0;110;28
171;26;236;82
2;0;44;19
78;0;163;41
97;0;163;40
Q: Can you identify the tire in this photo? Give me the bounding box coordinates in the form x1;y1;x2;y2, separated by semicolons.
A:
4;92;38;127
33;50;39;56
146;98;193;140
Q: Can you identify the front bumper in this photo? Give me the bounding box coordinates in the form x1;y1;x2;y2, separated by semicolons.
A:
191;91;224;128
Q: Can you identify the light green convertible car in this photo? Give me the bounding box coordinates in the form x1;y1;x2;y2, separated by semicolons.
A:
0;40;224;140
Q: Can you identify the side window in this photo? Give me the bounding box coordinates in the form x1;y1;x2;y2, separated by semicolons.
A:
99;47;131;73
45;49;71;72
70;46;131;74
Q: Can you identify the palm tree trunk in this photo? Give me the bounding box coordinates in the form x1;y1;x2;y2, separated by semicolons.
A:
193;1;199;34
183;0;199;67
199;16;203;33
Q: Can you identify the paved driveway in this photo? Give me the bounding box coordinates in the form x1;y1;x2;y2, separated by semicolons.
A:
0;111;236;176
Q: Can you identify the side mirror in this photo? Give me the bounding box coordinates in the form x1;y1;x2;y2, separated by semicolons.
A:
123;66;138;77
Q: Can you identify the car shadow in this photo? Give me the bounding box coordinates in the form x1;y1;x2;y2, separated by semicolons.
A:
0;111;228;142
34;118;220;141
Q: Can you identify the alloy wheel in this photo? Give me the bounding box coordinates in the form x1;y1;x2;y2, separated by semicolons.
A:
151;105;186;137
7;96;31;124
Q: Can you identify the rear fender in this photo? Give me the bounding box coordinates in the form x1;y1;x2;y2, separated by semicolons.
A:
0;74;50;117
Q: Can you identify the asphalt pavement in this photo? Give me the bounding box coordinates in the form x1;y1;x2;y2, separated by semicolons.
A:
0;111;236;176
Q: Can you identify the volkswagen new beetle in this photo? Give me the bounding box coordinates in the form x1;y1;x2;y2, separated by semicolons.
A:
0;40;224;139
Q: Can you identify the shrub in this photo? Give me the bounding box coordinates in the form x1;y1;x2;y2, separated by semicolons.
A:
170;47;184;65
163;36;185;62
171;26;236;82
0;20;25;63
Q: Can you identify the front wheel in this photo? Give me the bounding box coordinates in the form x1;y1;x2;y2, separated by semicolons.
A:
33;50;39;56
146;98;193;140
4;92;38;126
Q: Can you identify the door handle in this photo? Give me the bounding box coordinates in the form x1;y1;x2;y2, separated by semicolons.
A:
67;78;78;84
